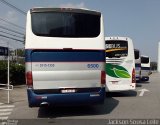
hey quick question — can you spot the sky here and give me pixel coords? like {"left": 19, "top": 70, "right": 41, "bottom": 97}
{"left": 0, "top": 0, "right": 160, "bottom": 62}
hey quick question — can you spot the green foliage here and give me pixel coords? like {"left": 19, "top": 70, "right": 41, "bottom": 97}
{"left": 0, "top": 61, "right": 7, "bottom": 84}
{"left": 0, "top": 61, "right": 25, "bottom": 85}
{"left": 16, "top": 49, "right": 25, "bottom": 57}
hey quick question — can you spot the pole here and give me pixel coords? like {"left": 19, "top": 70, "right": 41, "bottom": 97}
{"left": 7, "top": 42, "right": 10, "bottom": 104}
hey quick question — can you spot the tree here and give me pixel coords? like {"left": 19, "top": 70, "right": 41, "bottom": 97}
{"left": 150, "top": 62, "right": 157, "bottom": 70}
{"left": 16, "top": 49, "right": 25, "bottom": 57}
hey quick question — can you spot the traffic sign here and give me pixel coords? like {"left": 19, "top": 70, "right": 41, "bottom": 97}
{"left": 0, "top": 46, "right": 8, "bottom": 56}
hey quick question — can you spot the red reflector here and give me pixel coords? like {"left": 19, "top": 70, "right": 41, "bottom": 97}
{"left": 132, "top": 68, "right": 136, "bottom": 83}
{"left": 101, "top": 71, "right": 106, "bottom": 85}
{"left": 26, "top": 71, "right": 33, "bottom": 87}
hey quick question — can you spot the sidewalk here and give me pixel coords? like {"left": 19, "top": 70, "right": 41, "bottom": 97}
{"left": 0, "top": 85, "right": 27, "bottom": 104}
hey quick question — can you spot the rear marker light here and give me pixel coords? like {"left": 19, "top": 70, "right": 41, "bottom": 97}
{"left": 101, "top": 71, "right": 106, "bottom": 85}
{"left": 132, "top": 68, "right": 136, "bottom": 83}
{"left": 26, "top": 71, "right": 33, "bottom": 87}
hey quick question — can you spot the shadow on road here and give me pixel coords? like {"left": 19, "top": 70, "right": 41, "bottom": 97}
{"left": 139, "top": 81, "right": 150, "bottom": 84}
{"left": 106, "top": 90, "right": 137, "bottom": 97}
{"left": 136, "top": 80, "right": 151, "bottom": 87}
{"left": 136, "top": 84, "right": 142, "bottom": 87}
{"left": 38, "top": 97, "right": 119, "bottom": 118}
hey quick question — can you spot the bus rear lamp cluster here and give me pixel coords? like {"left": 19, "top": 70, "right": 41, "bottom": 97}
{"left": 26, "top": 71, "right": 33, "bottom": 87}
{"left": 132, "top": 68, "right": 136, "bottom": 83}
{"left": 101, "top": 71, "right": 106, "bottom": 85}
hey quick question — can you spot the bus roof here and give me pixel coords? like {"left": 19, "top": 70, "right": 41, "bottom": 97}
{"left": 141, "top": 55, "right": 149, "bottom": 58}
{"left": 30, "top": 7, "right": 101, "bottom": 16}
{"left": 134, "top": 49, "right": 140, "bottom": 52}
{"left": 105, "top": 36, "right": 132, "bottom": 43}
{"left": 105, "top": 36, "right": 132, "bottom": 41}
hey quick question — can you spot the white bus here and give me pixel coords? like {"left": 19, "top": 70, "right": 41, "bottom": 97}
{"left": 25, "top": 8, "right": 106, "bottom": 107}
{"left": 141, "top": 55, "right": 150, "bottom": 81}
{"left": 134, "top": 49, "right": 141, "bottom": 82}
{"left": 105, "top": 37, "right": 136, "bottom": 92}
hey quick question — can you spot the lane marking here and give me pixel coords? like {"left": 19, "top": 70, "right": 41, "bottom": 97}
{"left": 0, "top": 109, "right": 13, "bottom": 112}
{"left": 0, "top": 116, "right": 8, "bottom": 120}
{"left": 138, "top": 88, "right": 149, "bottom": 96}
{"left": 0, "top": 103, "right": 4, "bottom": 105}
{"left": 0, "top": 112, "right": 11, "bottom": 116}
{"left": 0, "top": 105, "right": 15, "bottom": 108}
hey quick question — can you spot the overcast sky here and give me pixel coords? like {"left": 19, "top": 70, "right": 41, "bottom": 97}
{"left": 0, "top": 0, "right": 160, "bottom": 62}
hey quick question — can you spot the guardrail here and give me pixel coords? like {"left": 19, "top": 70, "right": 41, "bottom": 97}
{"left": 0, "top": 83, "right": 13, "bottom": 90}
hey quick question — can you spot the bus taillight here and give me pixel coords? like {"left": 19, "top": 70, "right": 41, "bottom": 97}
{"left": 101, "top": 71, "right": 106, "bottom": 85}
{"left": 132, "top": 68, "right": 136, "bottom": 83}
{"left": 26, "top": 71, "right": 33, "bottom": 87}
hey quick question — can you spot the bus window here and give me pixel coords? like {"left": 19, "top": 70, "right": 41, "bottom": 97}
{"left": 106, "top": 40, "right": 128, "bottom": 58}
{"left": 134, "top": 50, "right": 140, "bottom": 59}
{"left": 31, "top": 12, "right": 100, "bottom": 37}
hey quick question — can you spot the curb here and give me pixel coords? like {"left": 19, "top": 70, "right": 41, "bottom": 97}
{"left": 13, "top": 85, "right": 26, "bottom": 88}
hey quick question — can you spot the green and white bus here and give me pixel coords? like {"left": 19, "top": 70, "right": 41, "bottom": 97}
{"left": 141, "top": 55, "right": 151, "bottom": 81}
{"left": 105, "top": 37, "right": 136, "bottom": 92}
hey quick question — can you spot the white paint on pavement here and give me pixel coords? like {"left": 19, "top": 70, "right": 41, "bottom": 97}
{"left": 0, "top": 105, "right": 15, "bottom": 108}
{"left": 0, "top": 112, "right": 11, "bottom": 116}
{"left": 0, "top": 103, "right": 4, "bottom": 105}
{"left": 138, "top": 88, "right": 149, "bottom": 96}
{"left": 0, "top": 109, "right": 13, "bottom": 112}
{"left": 0, "top": 116, "right": 8, "bottom": 120}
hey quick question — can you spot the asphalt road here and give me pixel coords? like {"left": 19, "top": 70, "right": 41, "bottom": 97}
{"left": 1, "top": 72, "right": 160, "bottom": 125}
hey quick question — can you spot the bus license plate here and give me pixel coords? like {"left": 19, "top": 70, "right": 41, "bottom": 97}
{"left": 111, "top": 81, "right": 118, "bottom": 84}
{"left": 61, "top": 89, "right": 76, "bottom": 93}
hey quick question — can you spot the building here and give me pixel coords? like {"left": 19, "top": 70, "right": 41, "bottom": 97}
{"left": 158, "top": 42, "right": 160, "bottom": 72}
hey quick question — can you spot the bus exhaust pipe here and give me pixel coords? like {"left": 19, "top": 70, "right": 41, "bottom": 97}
{"left": 40, "top": 102, "right": 49, "bottom": 107}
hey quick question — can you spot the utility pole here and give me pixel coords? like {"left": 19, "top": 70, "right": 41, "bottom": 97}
{"left": 7, "top": 42, "right": 10, "bottom": 104}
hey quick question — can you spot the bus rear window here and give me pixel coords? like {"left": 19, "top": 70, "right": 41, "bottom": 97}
{"left": 105, "top": 40, "right": 128, "bottom": 58}
{"left": 31, "top": 12, "right": 100, "bottom": 37}
{"left": 141, "top": 57, "right": 149, "bottom": 64}
{"left": 134, "top": 50, "right": 140, "bottom": 59}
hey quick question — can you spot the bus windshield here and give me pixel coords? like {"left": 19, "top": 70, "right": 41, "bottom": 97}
{"left": 106, "top": 40, "right": 128, "bottom": 58}
{"left": 31, "top": 12, "right": 100, "bottom": 37}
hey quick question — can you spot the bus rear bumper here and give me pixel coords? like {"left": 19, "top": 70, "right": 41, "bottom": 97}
{"left": 141, "top": 76, "right": 149, "bottom": 81}
{"left": 136, "top": 76, "right": 141, "bottom": 82}
{"left": 27, "top": 88, "right": 105, "bottom": 107}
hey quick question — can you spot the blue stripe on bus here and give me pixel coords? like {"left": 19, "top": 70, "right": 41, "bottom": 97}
{"left": 25, "top": 49, "right": 105, "bottom": 62}
{"left": 141, "top": 67, "right": 150, "bottom": 70}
